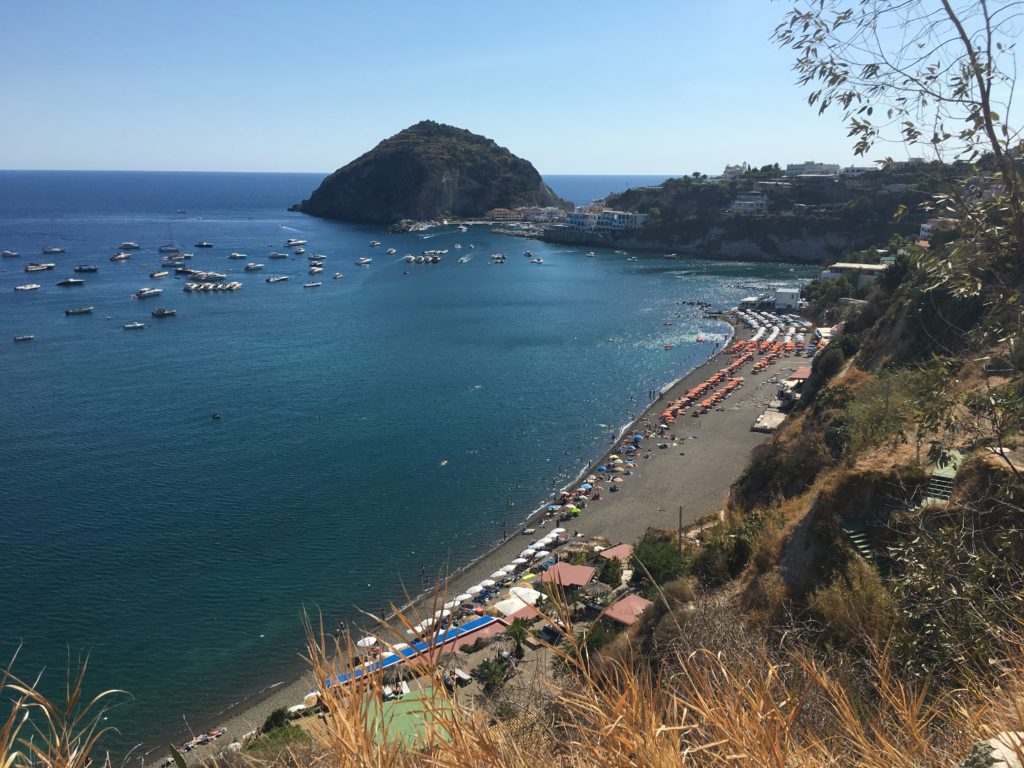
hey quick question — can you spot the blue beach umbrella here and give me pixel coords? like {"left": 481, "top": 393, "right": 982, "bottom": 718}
{"left": 596, "top": 465, "right": 607, "bottom": 472}
{"left": 547, "top": 504, "right": 560, "bottom": 511}
{"left": 626, "top": 445, "right": 637, "bottom": 453}
{"left": 580, "top": 483, "right": 593, "bottom": 491}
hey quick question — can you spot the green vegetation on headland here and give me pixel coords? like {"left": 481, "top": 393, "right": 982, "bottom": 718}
{"left": 291, "top": 121, "right": 570, "bottom": 224}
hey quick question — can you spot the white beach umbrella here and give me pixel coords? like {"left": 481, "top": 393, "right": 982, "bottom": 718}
{"left": 480, "top": 579, "right": 496, "bottom": 588}
{"left": 443, "top": 600, "right": 458, "bottom": 610}
{"left": 586, "top": 474, "right": 597, "bottom": 482}
{"left": 455, "top": 593, "right": 472, "bottom": 602}
{"left": 520, "top": 548, "right": 536, "bottom": 558}
{"left": 407, "top": 625, "right": 423, "bottom": 637}
{"left": 436, "top": 609, "right": 452, "bottom": 619}
{"left": 499, "top": 565, "right": 517, "bottom": 574}
{"left": 552, "top": 528, "right": 566, "bottom": 534}
{"left": 511, "top": 557, "right": 528, "bottom": 565}
{"left": 355, "top": 636, "right": 377, "bottom": 649}
{"left": 533, "top": 550, "right": 551, "bottom": 560}
{"left": 392, "top": 642, "right": 410, "bottom": 652}
{"left": 466, "top": 585, "right": 484, "bottom": 596}
{"left": 421, "top": 617, "right": 435, "bottom": 628}
{"left": 490, "top": 570, "right": 507, "bottom": 580}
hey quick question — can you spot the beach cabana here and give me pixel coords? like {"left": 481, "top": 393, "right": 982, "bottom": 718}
{"left": 602, "top": 594, "right": 654, "bottom": 626}
{"left": 541, "top": 562, "right": 596, "bottom": 588}
{"left": 599, "top": 544, "right": 634, "bottom": 563}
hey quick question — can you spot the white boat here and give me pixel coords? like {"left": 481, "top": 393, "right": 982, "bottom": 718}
{"left": 627, "top": 256, "right": 638, "bottom": 262}
{"left": 284, "top": 238, "right": 306, "bottom": 247}
{"left": 268, "top": 252, "right": 288, "bottom": 259}
{"left": 266, "top": 275, "right": 289, "bottom": 283}
{"left": 42, "top": 246, "right": 65, "bottom": 254}
{"left": 355, "top": 257, "right": 372, "bottom": 266}
{"left": 133, "top": 287, "right": 162, "bottom": 300}
{"left": 530, "top": 258, "right": 543, "bottom": 265}
{"left": 111, "top": 252, "right": 131, "bottom": 262}
{"left": 123, "top": 322, "right": 145, "bottom": 330}
{"left": 386, "top": 247, "right": 397, "bottom": 255}
{"left": 26, "top": 263, "right": 55, "bottom": 272}
{"left": 14, "top": 284, "right": 41, "bottom": 291}
{"left": 150, "top": 271, "right": 169, "bottom": 278}
{"left": 309, "top": 266, "right": 323, "bottom": 274}
{"left": 458, "top": 255, "right": 470, "bottom": 263}
{"left": 293, "top": 247, "right": 305, "bottom": 254}
{"left": 244, "top": 263, "right": 264, "bottom": 272}
{"left": 369, "top": 240, "right": 381, "bottom": 247}
{"left": 194, "top": 241, "right": 214, "bottom": 248}
{"left": 119, "top": 241, "right": 140, "bottom": 250}
{"left": 457, "top": 225, "right": 468, "bottom": 232}
{"left": 333, "top": 272, "right": 343, "bottom": 279}
{"left": 227, "top": 252, "right": 247, "bottom": 260}
{"left": 13, "top": 335, "right": 34, "bottom": 342}
{"left": 586, "top": 251, "right": 596, "bottom": 258}
{"left": 3, "top": 250, "right": 20, "bottom": 257}
{"left": 403, "top": 254, "right": 415, "bottom": 263}
{"left": 303, "top": 281, "right": 322, "bottom": 288}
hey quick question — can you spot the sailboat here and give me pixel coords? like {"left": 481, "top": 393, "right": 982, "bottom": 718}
{"left": 158, "top": 225, "right": 179, "bottom": 253}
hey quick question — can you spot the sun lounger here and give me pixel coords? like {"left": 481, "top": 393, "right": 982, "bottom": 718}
{"left": 452, "top": 668, "right": 473, "bottom": 686}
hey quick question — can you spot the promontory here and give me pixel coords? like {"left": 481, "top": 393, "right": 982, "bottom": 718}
{"left": 290, "top": 121, "right": 570, "bottom": 224}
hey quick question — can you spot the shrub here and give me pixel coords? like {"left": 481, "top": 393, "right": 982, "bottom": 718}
{"left": 808, "top": 558, "right": 896, "bottom": 648}
{"left": 262, "top": 706, "right": 290, "bottom": 733}
{"left": 631, "top": 528, "right": 689, "bottom": 585}
{"left": 597, "top": 556, "right": 623, "bottom": 586}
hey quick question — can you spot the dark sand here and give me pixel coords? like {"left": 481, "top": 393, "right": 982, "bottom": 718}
{"left": 176, "top": 320, "right": 805, "bottom": 761}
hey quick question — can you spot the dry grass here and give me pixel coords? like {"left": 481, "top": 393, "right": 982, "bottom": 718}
{"left": 6, "top": 601, "right": 1024, "bottom": 768}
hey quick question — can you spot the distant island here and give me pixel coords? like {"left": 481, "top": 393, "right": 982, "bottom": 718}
{"left": 291, "top": 121, "right": 570, "bottom": 224}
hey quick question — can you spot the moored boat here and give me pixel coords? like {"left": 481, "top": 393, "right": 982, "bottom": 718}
{"left": 14, "top": 335, "right": 34, "bottom": 342}
{"left": 194, "top": 241, "right": 214, "bottom": 248}
{"left": 355, "top": 257, "right": 372, "bottom": 266}
{"left": 56, "top": 278, "right": 85, "bottom": 286}
{"left": 2, "top": 250, "right": 19, "bottom": 258}
{"left": 266, "top": 275, "right": 289, "bottom": 283}
{"left": 369, "top": 240, "right": 381, "bottom": 247}
{"left": 244, "top": 263, "right": 264, "bottom": 272}
{"left": 386, "top": 247, "right": 397, "bottom": 255}
{"left": 268, "top": 252, "right": 288, "bottom": 259}
{"left": 26, "top": 263, "right": 55, "bottom": 272}
{"left": 110, "top": 252, "right": 131, "bottom": 262}
{"left": 133, "top": 287, "right": 162, "bottom": 300}
{"left": 152, "top": 308, "right": 177, "bottom": 318}
{"left": 42, "top": 246, "right": 64, "bottom": 254}
{"left": 227, "top": 252, "right": 247, "bottom": 260}
{"left": 15, "top": 284, "right": 41, "bottom": 291}
{"left": 118, "top": 241, "right": 140, "bottom": 250}
{"left": 65, "top": 306, "right": 94, "bottom": 315}
{"left": 75, "top": 265, "right": 99, "bottom": 273}
{"left": 150, "top": 270, "right": 169, "bottom": 278}
{"left": 123, "top": 322, "right": 145, "bottom": 330}
{"left": 303, "top": 281, "right": 322, "bottom": 288}
{"left": 284, "top": 238, "right": 306, "bottom": 247}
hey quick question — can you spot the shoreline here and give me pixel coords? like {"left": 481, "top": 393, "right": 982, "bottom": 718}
{"left": 167, "top": 313, "right": 803, "bottom": 764}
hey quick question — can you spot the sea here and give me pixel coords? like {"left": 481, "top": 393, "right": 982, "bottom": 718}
{"left": 0, "top": 171, "right": 816, "bottom": 757}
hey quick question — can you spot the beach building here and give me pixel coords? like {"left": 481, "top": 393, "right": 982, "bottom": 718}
{"left": 486, "top": 208, "right": 521, "bottom": 221}
{"left": 773, "top": 287, "right": 801, "bottom": 311}
{"left": 820, "top": 261, "right": 889, "bottom": 287}
{"left": 598, "top": 543, "right": 634, "bottom": 563}
{"left": 730, "top": 192, "right": 768, "bottom": 214}
{"left": 540, "top": 562, "right": 595, "bottom": 588}
{"left": 602, "top": 594, "right": 654, "bottom": 627}
{"left": 919, "top": 216, "right": 959, "bottom": 242}
{"left": 563, "top": 209, "right": 648, "bottom": 233}
{"left": 841, "top": 165, "right": 878, "bottom": 176}
{"left": 785, "top": 161, "right": 841, "bottom": 177}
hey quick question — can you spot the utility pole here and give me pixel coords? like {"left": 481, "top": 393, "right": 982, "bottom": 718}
{"left": 678, "top": 505, "right": 683, "bottom": 555}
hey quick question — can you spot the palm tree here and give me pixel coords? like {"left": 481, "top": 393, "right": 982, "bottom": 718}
{"left": 505, "top": 618, "right": 529, "bottom": 660}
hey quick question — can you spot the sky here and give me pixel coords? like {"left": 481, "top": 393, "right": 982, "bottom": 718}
{"left": 0, "top": 1, "right": 879, "bottom": 175}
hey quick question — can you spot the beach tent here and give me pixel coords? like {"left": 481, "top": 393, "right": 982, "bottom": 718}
{"left": 509, "top": 586, "right": 543, "bottom": 606}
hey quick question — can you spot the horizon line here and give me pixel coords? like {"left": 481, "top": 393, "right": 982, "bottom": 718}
{"left": 0, "top": 168, "right": 686, "bottom": 177}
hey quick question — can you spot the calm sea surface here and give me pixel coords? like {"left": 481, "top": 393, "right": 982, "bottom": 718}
{"left": 0, "top": 171, "right": 814, "bottom": 755}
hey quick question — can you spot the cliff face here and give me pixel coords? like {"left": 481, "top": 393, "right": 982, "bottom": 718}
{"left": 293, "top": 121, "right": 569, "bottom": 224}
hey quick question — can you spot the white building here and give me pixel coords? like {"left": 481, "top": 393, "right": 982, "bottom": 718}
{"left": 774, "top": 288, "right": 801, "bottom": 310}
{"left": 722, "top": 162, "right": 749, "bottom": 180}
{"left": 785, "top": 161, "right": 841, "bottom": 177}
{"left": 820, "top": 262, "right": 889, "bottom": 287}
{"left": 564, "top": 209, "right": 648, "bottom": 232}
{"left": 730, "top": 192, "right": 767, "bottom": 213}
{"left": 919, "top": 217, "right": 959, "bottom": 241}
{"left": 841, "top": 165, "right": 878, "bottom": 176}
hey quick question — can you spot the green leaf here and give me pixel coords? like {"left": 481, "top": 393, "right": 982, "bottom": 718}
{"left": 169, "top": 745, "right": 188, "bottom": 768}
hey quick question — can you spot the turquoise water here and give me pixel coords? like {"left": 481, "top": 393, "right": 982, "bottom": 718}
{"left": 0, "top": 171, "right": 813, "bottom": 755}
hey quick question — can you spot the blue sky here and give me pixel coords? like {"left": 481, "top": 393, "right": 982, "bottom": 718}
{"left": 0, "top": 1, "right": 877, "bottom": 174}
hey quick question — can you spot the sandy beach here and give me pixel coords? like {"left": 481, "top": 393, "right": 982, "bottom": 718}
{"left": 174, "top": 317, "right": 805, "bottom": 762}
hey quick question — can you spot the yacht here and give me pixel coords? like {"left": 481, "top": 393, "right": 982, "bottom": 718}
{"left": 309, "top": 266, "right": 323, "bottom": 274}
{"left": 65, "top": 306, "right": 94, "bottom": 316}
{"left": 56, "top": 278, "right": 85, "bottom": 286}
{"left": 586, "top": 251, "right": 596, "bottom": 258}
{"left": 307, "top": 254, "right": 326, "bottom": 261}
{"left": 268, "top": 252, "right": 288, "bottom": 259}
{"left": 369, "top": 240, "right": 381, "bottom": 247}
{"left": 266, "top": 275, "right": 289, "bottom": 283}
{"left": 227, "top": 252, "right": 247, "bottom": 260}
{"left": 133, "top": 287, "right": 163, "bottom": 300}
{"left": 2, "top": 250, "right": 19, "bottom": 258}
{"left": 150, "top": 271, "right": 169, "bottom": 278}
{"left": 158, "top": 244, "right": 180, "bottom": 254}
{"left": 244, "top": 263, "right": 264, "bottom": 272}
{"left": 293, "top": 247, "right": 305, "bottom": 255}
{"left": 333, "top": 272, "right": 343, "bottom": 279}
{"left": 355, "top": 257, "right": 372, "bottom": 266}
{"left": 529, "top": 258, "right": 544, "bottom": 265}
{"left": 75, "top": 265, "right": 99, "bottom": 273}
{"left": 26, "top": 263, "right": 55, "bottom": 272}
{"left": 123, "top": 322, "right": 145, "bottom": 330}
{"left": 110, "top": 252, "right": 131, "bottom": 262}
{"left": 284, "top": 238, "right": 306, "bottom": 247}
{"left": 42, "top": 246, "right": 65, "bottom": 254}
{"left": 194, "top": 241, "right": 214, "bottom": 248}
{"left": 303, "top": 281, "right": 322, "bottom": 288}
{"left": 119, "top": 241, "right": 140, "bottom": 250}
{"left": 152, "top": 308, "right": 177, "bottom": 318}
{"left": 403, "top": 254, "right": 415, "bottom": 263}
{"left": 14, "top": 335, "right": 34, "bottom": 342}
{"left": 386, "top": 248, "right": 397, "bottom": 255}
{"left": 14, "top": 284, "right": 41, "bottom": 291}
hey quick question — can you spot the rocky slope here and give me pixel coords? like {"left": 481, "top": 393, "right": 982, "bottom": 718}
{"left": 292, "top": 121, "right": 569, "bottom": 224}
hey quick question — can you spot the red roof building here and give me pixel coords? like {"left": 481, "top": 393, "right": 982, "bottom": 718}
{"left": 540, "top": 562, "right": 596, "bottom": 588}
{"left": 598, "top": 544, "right": 634, "bottom": 563}
{"left": 602, "top": 594, "right": 654, "bottom": 626}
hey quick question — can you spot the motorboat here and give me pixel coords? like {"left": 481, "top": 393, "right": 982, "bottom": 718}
{"left": 244, "top": 263, "right": 264, "bottom": 272}
{"left": 403, "top": 254, "right": 415, "bottom": 263}
{"left": 2, "top": 250, "right": 19, "bottom": 257}
{"left": 26, "top": 263, "right": 55, "bottom": 272}
{"left": 333, "top": 272, "right": 343, "bottom": 279}
{"left": 458, "top": 255, "right": 470, "bottom": 263}
{"left": 529, "top": 258, "right": 543, "bottom": 265}
{"left": 355, "top": 257, "right": 372, "bottom": 266}
{"left": 307, "top": 253, "right": 326, "bottom": 261}
{"left": 268, "top": 252, "right": 288, "bottom": 259}
{"left": 158, "top": 245, "right": 179, "bottom": 254}
{"left": 194, "top": 241, "right": 214, "bottom": 248}
{"left": 123, "top": 322, "right": 145, "bottom": 330}
{"left": 14, "top": 284, "right": 41, "bottom": 291}
{"left": 293, "top": 247, "right": 305, "bottom": 254}
{"left": 663, "top": 253, "right": 679, "bottom": 260}
{"left": 586, "top": 251, "right": 596, "bottom": 258}
{"left": 386, "top": 247, "right": 397, "bottom": 255}
{"left": 56, "top": 278, "right": 85, "bottom": 286}
{"left": 266, "top": 275, "right": 289, "bottom": 283}
{"left": 309, "top": 266, "right": 323, "bottom": 274}
{"left": 110, "top": 252, "right": 131, "bottom": 262}
{"left": 227, "top": 252, "right": 247, "bottom": 260}
{"left": 524, "top": 250, "right": 533, "bottom": 257}
{"left": 65, "top": 306, "right": 94, "bottom": 315}
{"left": 627, "top": 256, "right": 638, "bottom": 262}
{"left": 303, "top": 281, "right": 322, "bottom": 288}
{"left": 284, "top": 238, "right": 306, "bottom": 247}
{"left": 490, "top": 253, "right": 506, "bottom": 263}
{"left": 13, "top": 335, "right": 34, "bottom": 342}
{"left": 152, "top": 308, "right": 177, "bottom": 318}
{"left": 42, "top": 246, "right": 64, "bottom": 254}
{"left": 119, "top": 241, "right": 140, "bottom": 250}
{"left": 150, "top": 271, "right": 169, "bottom": 278}
{"left": 75, "top": 265, "right": 99, "bottom": 273}
{"left": 133, "top": 287, "right": 162, "bottom": 300}
{"left": 369, "top": 240, "right": 381, "bottom": 247}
